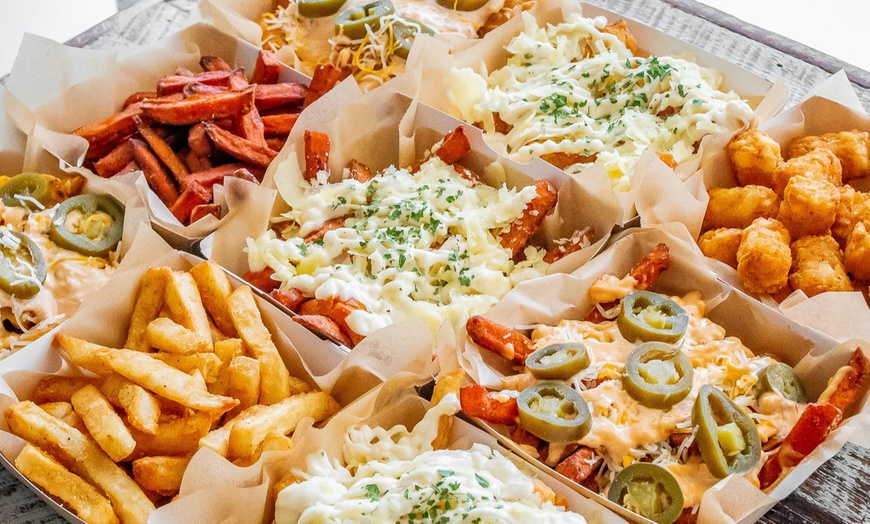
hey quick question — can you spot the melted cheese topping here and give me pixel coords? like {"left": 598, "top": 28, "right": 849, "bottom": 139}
{"left": 0, "top": 203, "right": 116, "bottom": 358}
{"left": 246, "top": 155, "right": 548, "bottom": 335}
{"left": 528, "top": 290, "right": 803, "bottom": 509}
{"left": 447, "top": 13, "right": 753, "bottom": 191}
{"left": 275, "top": 394, "right": 587, "bottom": 523}
{"left": 262, "top": 0, "right": 505, "bottom": 90}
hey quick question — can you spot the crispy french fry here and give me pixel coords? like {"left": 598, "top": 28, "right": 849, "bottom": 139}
{"left": 252, "top": 50, "right": 281, "bottom": 84}
{"left": 293, "top": 314, "right": 353, "bottom": 347}
{"left": 5, "top": 401, "right": 155, "bottom": 524}
{"left": 465, "top": 315, "right": 532, "bottom": 364}
{"left": 199, "top": 404, "right": 268, "bottom": 457}
{"left": 190, "top": 260, "right": 237, "bottom": 336}
{"left": 94, "top": 139, "right": 135, "bottom": 178}
{"left": 101, "top": 375, "right": 161, "bottom": 435}
{"left": 156, "top": 70, "right": 232, "bottom": 95}
{"left": 204, "top": 123, "right": 277, "bottom": 169}
{"left": 431, "top": 369, "right": 465, "bottom": 450}
{"left": 73, "top": 103, "right": 142, "bottom": 161}
{"left": 262, "top": 113, "right": 298, "bottom": 137}
{"left": 31, "top": 375, "right": 100, "bottom": 404}
{"left": 304, "top": 130, "right": 330, "bottom": 182}
{"left": 227, "top": 391, "right": 339, "bottom": 461}
{"left": 210, "top": 338, "right": 245, "bottom": 396}
{"left": 500, "top": 179, "right": 558, "bottom": 259}
{"left": 255, "top": 83, "right": 308, "bottom": 111}
{"left": 56, "top": 334, "right": 115, "bottom": 375}
{"left": 127, "top": 411, "right": 213, "bottom": 460}
{"left": 164, "top": 271, "right": 213, "bottom": 349}
{"left": 38, "top": 401, "right": 86, "bottom": 432}
{"left": 228, "top": 285, "right": 292, "bottom": 404}
{"left": 228, "top": 355, "right": 261, "bottom": 417}
{"left": 130, "top": 138, "right": 180, "bottom": 206}
{"left": 303, "top": 65, "right": 342, "bottom": 108}
{"left": 134, "top": 116, "right": 189, "bottom": 184}
{"left": 199, "top": 55, "right": 232, "bottom": 72}
{"left": 125, "top": 267, "right": 171, "bottom": 351}
{"left": 16, "top": 444, "right": 119, "bottom": 524}
{"left": 146, "top": 317, "right": 212, "bottom": 354}
{"left": 258, "top": 432, "right": 295, "bottom": 454}
{"left": 149, "top": 352, "right": 223, "bottom": 384}
{"left": 132, "top": 456, "right": 191, "bottom": 496}
{"left": 71, "top": 385, "right": 137, "bottom": 462}
{"left": 142, "top": 87, "right": 255, "bottom": 125}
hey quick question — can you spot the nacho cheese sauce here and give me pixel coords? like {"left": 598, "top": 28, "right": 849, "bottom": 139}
{"left": 262, "top": 0, "right": 505, "bottom": 89}
{"left": 275, "top": 394, "right": 587, "bottom": 524}
{"left": 447, "top": 13, "right": 753, "bottom": 191}
{"left": 0, "top": 203, "right": 115, "bottom": 358}
{"left": 247, "top": 154, "right": 548, "bottom": 335}
{"left": 519, "top": 283, "right": 803, "bottom": 510}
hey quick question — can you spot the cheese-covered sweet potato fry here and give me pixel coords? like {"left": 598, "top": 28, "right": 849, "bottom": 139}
{"left": 459, "top": 385, "right": 518, "bottom": 425}
{"left": 466, "top": 315, "right": 532, "bottom": 364}
{"left": 789, "top": 235, "right": 852, "bottom": 297}
{"left": 304, "top": 130, "right": 330, "bottom": 182}
{"left": 788, "top": 130, "right": 870, "bottom": 181}
{"left": 728, "top": 129, "right": 782, "bottom": 189}
{"left": 737, "top": 218, "right": 791, "bottom": 294}
{"left": 703, "top": 185, "right": 779, "bottom": 230}
{"left": 500, "top": 180, "right": 558, "bottom": 259}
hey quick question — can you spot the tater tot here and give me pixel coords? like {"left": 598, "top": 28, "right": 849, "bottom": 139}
{"left": 703, "top": 185, "right": 779, "bottom": 230}
{"left": 845, "top": 221, "right": 870, "bottom": 281}
{"left": 728, "top": 129, "right": 782, "bottom": 188}
{"left": 698, "top": 228, "right": 742, "bottom": 268}
{"left": 831, "top": 186, "right": 863, "bottom": 247}
{"left": 789, "top": 235, "right": 852, "bottom": 297}
{"left": 776, "top": 175, "right": 839, "bottom": 239}
{"left": 737, "top": 218, "right": 792, "bottom": 294}
{"left": 788, "top": 130, "right": 870, "bottom": 181}
{"left": 773, "top": 148, "right": 842, "bottom": 195}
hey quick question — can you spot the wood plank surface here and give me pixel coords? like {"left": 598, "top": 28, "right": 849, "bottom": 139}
{"left": 1, "top": 0, "right": 868, "bottom": 523}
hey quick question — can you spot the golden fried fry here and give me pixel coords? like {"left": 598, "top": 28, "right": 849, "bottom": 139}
{"left": 788, "top": 130, "right": 870, "bottom": 181}
{"left": 38, "top": 401, "right": 86, "bottom": 432}
{"left": 728, "top": 129, "right": 782, "bottom": 188}
{"left": 164, "top": 271, "right": 213, "bottom": 351}
{"left": 71, "top": 385, "right": 137, "bottom": 462}
{"left": 257, "top": 432, "right": 295, "bottom": 454}
{"left": 789, "top": 236, "right": 852, "bottom": 297}
{"left": 698, "top": 227, "right": 742, "bottom": 268}
{"left": 189, "top": 260, "right": 237, "bottom": 336}
{"left": 431, "top": 369, "right": 465, "bottom": 450}
{"left": 31, "top": 375, "right": 100, "bottom": 404}
{"left": 126, "top": 267, "right": 171, "bottom": 351}
{"left": 228, "top": 355, "right": 261, "bottom": 416}
{"left": 101, "top": 375, "right": 161, "bottom": 435}
{"left": 210, "top": 338, "right": 245, "bottom": 396}
{"left": 146, "top": 317, "right": 212, "bottom": 354}
{"left": 198, "top": 404, "right": 268, "bottom": 457}
{"left": 132, "top": 456, "right": 191, "bottom": 496}
{"left": 127, "top": 412, "right": 213, "bottom": 460}
{"left": 703, "top": 185, "right": 779, "bottom": 230}
{"left": 774, "top": 148, "right": 842, "bottom": 195}
{"left": 777, "top": 175, "right": 840, "bottom": 239}
{"left": 500, "top": 180, "right": 558, "bottom": 259}
{"left": 149, "top": 352, "right": 222, "bottom": 384}
{"left": 845, "top": 221, "right": 870, "bottom": 281}
{"left": 56, "top": 335, "right": 114, "bottom": 375}
{"left": 737, "top": 218, "right": 792, "bottom": 294}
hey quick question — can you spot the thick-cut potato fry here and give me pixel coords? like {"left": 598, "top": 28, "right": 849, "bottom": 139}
{"left": 142, "top": 87, "right": 255, "bottom": 126}
{"left": 432, "top": 369, "right": 464, "bottom": 450}
{"left": 127, "top": 412, "right": 213, "bottom": 459}
{"left": 148, "top": 352, "right": 222, "bottom": 385}
{"left": 252, "top": 50, "right": 281, "bottom": 84}
{"left": 304, "top": 65, "right": 342, "bottom": 108}
{"left": 190, "top": 260, "right": 238, "bottom": 336}
{"left": 777, "top": 175, "right": 840, "bottom": 239}
{"left": 210, "top": 338, "right": 245, "bottom": 396}
{"left": 71, "top": 385, "right": 137, "bottom": 462}
{"left": 39, "top": 401, "right": 86, "bottom": 432}
{"left": 5, "top": 401, "right": 155, "bottom": 524}
{"left": 228, "top": 355, "right": 261, "bottom": 416}
{"left": 788, "top": 130, "right": 870, "bottom": 181}
{"left": 199, "top": 55, "right": 232, "bottom": 72}
{"left": 16, "top": 444, "right": 119, "bottom": 524}
{"left": 703, "top": 185, "right": 780, "bottom": 230}
{"left": 94, "top": 140, "right": 135, "bottom": 178}
{"left": 258, "top": 432, "right": 295, "bottom": 454}
{"left": 93, "top": 346, "right": 237, "bottom": 413}
{"left": 73, "top": 102, "right": 142, "bottom": 161}
{"left": 500, "top": 180, "right": 558, "bottom": 258}
{"left": 228, "top": 285, "right": 292, "bottom": 404}
{"left": 199, "top": 404, "right": 268, "bottom": 457}
{"left": 227, "top": 391, "right": 339, "bottom": 461}
{"left": 132, "top": 456, "right": 191, "bottom": 496}
{"left": 789, "top": 236, "right": 852, "bottom": 296}
{"left": 126, "top": 267, "right": 171, "bottom": 351}
{"left": 544, "top": 227, "right": 593, "bottom": 263}
{"left": 303, "top": 130, "right": 330, "bottom": 182}
{"left": 164, "top": 271, "right": 213, "bottom": 349}
{"left": 204, "top": 123, "right": 277, "bottom": 169}
{"left": 130, "top": 137, "right": 180, "bottom": 205}
{"left": 293, "top": 314, "right": 353, "bottom": 347}
{"left": 31, "top": 375, "right": 100, "bottom": 404}
{"left": 698, "top": 228, "right": 742, "bottom": 268}
{"left": 156, "top": 70, "right": 232, "bottom": 95}
{"left": 134, "top": 116, "right": 189, "bottom": 184}
{"left": 101, "top": 375, "right": 161, "bottom": 435}
{"left": 737, "top": 218, "right": 792, "bottom": 294}
{"left": 466, "top": 315, "right": 532, "bottom": 364}
{"left": 459, "top": 385, "right": 519, "bottom": 425}
{"left": 262, "top": 113, "right": 299, "bottom": 138}
{"left": 146, "top": 317, "right": 212, "bottom": 354}
{"left": 728, "top": 129, "right": 782, "bottom": 188}
{"left": 56, "top": 335, "right": 114, "bottom": 375}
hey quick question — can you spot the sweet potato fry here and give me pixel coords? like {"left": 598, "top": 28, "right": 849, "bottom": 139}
{"left": 629, "top": 242, "right": 671, "bottom": 290}
{"left": 256, "top": 83, "right": 308, "bottom": 111}
{"left": 252, "top": 50, "right": 280, "bottom": 84}
{"left": 204, "top": 123, "right": 277, "bottom": 169}
{"left": 434, "top": 127, "right": 472, "bottom": 165}
{"left": 304, "top": 65, "right": 344, "bottom": 107}
{"left": 269, "top": 288, "right": 307, "bottom": 312}
{"left": 124, "top": 91, "right": 157, "bottom": 108}
{"left": 555, "top": 446, "right": 601, "bottom": 484}
{"left": 134, "top": 116, "right": 189, "bottom": 183}
{"left": 73, "top": 103, "right": 142, "bottom": 160}
{"left": 262, "top": 113, "right": 299, "bottom": 137}
{"left": 345, "top": 159, "right": 374, "bottom": 182}
{"left": 540, "top": 152, "right": 596, "bottom": 170}
{"left": 156, "top": 70, "right": 233, "bottom": 95}
{"left": 187, "top": 122, "right": 212, "bottom": 157}
{"left": 544, "top": 227, "right": 594, "bottom": 263}
{"left": 225, "top": 70, "right": 268, "bottom": 148}
{"left": 184, "top": 149, "right": 212, "bottom": 173}
{"left": 500, "top": 180, "right": 558, "bottom": 258}
{"left": 199, "top": 55, "right": 232, "bottom": 72}
{"left": 182, "top": 82, "right": 228, "bottom": 97}
{"left": 304, "top": 130, "right": 330, "bottom": 182}
{"left": 466, "top": 315, "right": 533, "bottom": 364}
{"left": 266, "top": 136, "right": 288, "bottom": 152}
{"left": 459, "top": 385, "right": 519, "bottom": 425}
{"left": 130, "top": 138, "right": 179, "bottom": 205}
{"left": 117, "top": 160, "right": 141, "bottom": 176}
{"left": 176, "top": 67, "right": 195, "bottom": 77}
{"left": 94, "top": 139, "right": 135, "bottom": 178}
{"left": 303, "top": 218, "right": 344, "bottom": 242}
{"left": 298, "top": 297, "right": 366, "bottom": 346}
{"left": 818, "top": 348, "right": 870, "bottom": 413}
{"left": 170, "top": 181, "right": 211, "bottom": 224}
{"left": 185, "top": 163, "right": 259, "bottom": 191}
{"left": 293, "top": 315, "right": 353, "bottom": 347}
{"left": 243, "top": 267, "right": 278, "bottom": 293}
{"left": 142, "top": 87, "right": 255, "bottom": 126}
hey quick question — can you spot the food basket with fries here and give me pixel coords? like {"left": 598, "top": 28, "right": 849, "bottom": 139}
{"left": 448, "top": 224, "right": 870, "bottom": 524}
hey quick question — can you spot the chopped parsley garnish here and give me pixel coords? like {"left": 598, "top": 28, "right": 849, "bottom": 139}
{"left": 364, "top": 484, "right": 381, "bottom": 501}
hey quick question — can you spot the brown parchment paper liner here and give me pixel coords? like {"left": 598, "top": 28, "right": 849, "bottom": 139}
{"left": 387, "top": 0, "right": 785, "bottom": 224}
{"left": 0, "top": 224, "right": 439, "bottom": 524}
{"left": 682, "top": 71, "right": 870, "bottom": 343}
{"left": 449, "top": 225, "right": 870, "bottom": 524}
{"left": 157, "top": 371, "right": 630, "bottom": 524}
{"left": 2, "top": 23, "right": 310, "bottom": 248}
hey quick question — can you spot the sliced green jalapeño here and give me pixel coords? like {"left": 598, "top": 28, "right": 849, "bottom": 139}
{"left": 391, "top": 19, "right": 434, "bottom": 59}
{"left": 692, "top": 385, "right": 761, "bottom": 478}
{"left": 517, "top": 382, "right": 591, "bottom": 443}
{"left": 436, "top": 0, "right": 490, "bottom": 12}
{"left": 755, "top": 362, "right": 807, "bottom": 403}
{"left": 623, "top": 342, "right": 693, "bottom": 410}
{"left": 0, "top": 229, "right": 47, "bottom": 299}
{"left": 0, "top": 172, "right": 54, "bottom": 209}
{"left": 618, "top": 290, "right": 688, "bottom": 344}
{"left": 335, "top": 0, "right": 395, "bottom": 40}
{"left": 526, "top": 342, "right": 591, "bottom": 380}
{"left": 607, "top": 463, "right": 684, "bottom": 524}
{"left": 297, "top": 0, "right": 348, "bottom": 18}
{"left": 50, "top": 194, "right": 124, "bottom": 258}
